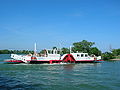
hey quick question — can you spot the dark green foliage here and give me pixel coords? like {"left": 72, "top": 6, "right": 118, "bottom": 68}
{"left": 72, "top": 40, "right": 95, "bottom": 53}
{"left": 61, "top": 47, "right": 70, "bottom": 54}
{"left": 39, "top": 49, "right": 45, "bottom": 54}
{"left": 60, "top": 40, "right": 101, "bottom": 56}
{"left": 0, "top": 50, "right": 10, "bottom": 54}
{"left": 112, "top": 49, "right": 120, "bottom": 56}
{"left": 72, "top": 40, "right": 101, "bottom": 56}
{"left": 89, "top": 47, "right": 101, "bottom": 56}
{"left": 102, "top": 52, "right": 115, "bottom": 60}
{"left": 0, "top": 50, "right": 34, "bottom": 54}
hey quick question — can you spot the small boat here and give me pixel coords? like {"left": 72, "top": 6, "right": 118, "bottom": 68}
{"left": 4, "top": 59, "right": 24, "bottom": 64}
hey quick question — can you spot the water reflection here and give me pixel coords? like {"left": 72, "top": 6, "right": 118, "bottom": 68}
{"left": 63, "top": 64, "right": 75, "bottom": 71}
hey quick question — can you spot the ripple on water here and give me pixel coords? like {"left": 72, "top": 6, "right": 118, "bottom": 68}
{"left": 0, "top": 56, "right": 120, "bottom": 90}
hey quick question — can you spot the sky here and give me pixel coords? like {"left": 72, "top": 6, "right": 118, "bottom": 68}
{"left": 0, "top": 0, "right": 120, "bottom": 52}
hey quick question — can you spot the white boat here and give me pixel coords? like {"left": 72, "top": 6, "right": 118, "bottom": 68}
{"left": 10, "top": 52, "right": 102, "bottom": 64}
{"left": 9, "top": 43, "right": 102, "bottom": 64}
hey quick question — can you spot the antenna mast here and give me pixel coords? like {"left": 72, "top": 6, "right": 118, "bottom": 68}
{"left": 34, "top": 43, "right": 37, "bottom": 55}
{"left": 70, "top": 46, "right": 72, "bottom": 54}
{"left": 109, "top": 44, "right": 112, "bottom": 52}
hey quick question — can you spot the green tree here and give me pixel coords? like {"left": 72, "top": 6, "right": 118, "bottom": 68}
{"left": 112, "top": 49, "right": 120, "bottom": 56}
{"left": 72, "top": 40, "right": 95, "bottom": 53}
{"left": 61, "top": 47, "right": 70, "bottom": 54}
{"left": 102, "top": 52, "right": 114, "bottom": 60}
{"left": 89, "top": 47, "right": 101, "bottom": 56}
{"left": 0, "top": 50, "right": 10, "bottom": 54}
{"left": 29, "top": 50, "right": 34, "bottom": 54}
{"left": 39, "top": 49, "right": 46, "bottom": 54}
{"left": 0, "top": 49, "right": 34, "bottom": 54}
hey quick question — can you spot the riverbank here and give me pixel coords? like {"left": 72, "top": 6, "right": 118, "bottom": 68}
{"left": 110, "top": 59, "right": 120, "bottom": 60}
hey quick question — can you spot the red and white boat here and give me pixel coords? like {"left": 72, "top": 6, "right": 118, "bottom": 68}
{"left": 10, "top": 51, "right": 102, "bottom": 64}
{"left": 7, "top": 43, "right": 103, "bottom": 64}
{"left": 10, "top": 52, "right": 102, "bottom": 64}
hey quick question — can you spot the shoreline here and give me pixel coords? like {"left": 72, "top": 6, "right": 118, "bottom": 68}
{"left": 110, "top": 59, "right": 120, "bottom": 60}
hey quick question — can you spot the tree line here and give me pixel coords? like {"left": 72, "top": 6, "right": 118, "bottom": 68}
{"left": 0, "top": 50, "right": 34, "bottom": 54}
{"left": 0, "top": 40, "right": 120, "bottom": 60}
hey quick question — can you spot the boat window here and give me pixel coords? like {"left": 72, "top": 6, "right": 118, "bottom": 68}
{"left": 85, "top": 54, "right": 88, "bottom": 57}
{"left": 77, "top": 54, "right": 80, "bottom": 57}
{"left": 81, "top": 54, "right": 84, "bottom": 57}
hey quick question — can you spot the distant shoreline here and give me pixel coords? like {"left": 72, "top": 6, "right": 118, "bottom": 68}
{"left": 110, "top": 59, "right": 120, "bottom": 60}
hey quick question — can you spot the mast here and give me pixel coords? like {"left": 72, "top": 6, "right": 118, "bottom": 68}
{"left": 109, "top": 44, "right": 112, "bottom": 53}
{"left": 70, "top": 46, "right": 72, "bottom": 54}
{"left": 34, "top": 43, "right": 37, "bottom": 56}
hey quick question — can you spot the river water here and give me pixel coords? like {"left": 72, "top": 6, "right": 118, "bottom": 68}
{"left": 0, "top": 54, "right": 120, "bottom": 90}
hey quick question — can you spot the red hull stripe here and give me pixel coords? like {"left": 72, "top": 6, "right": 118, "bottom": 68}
{"left": 26, "top": 60, "right": 103, "bottom": 62}
{"left": 26, "top": 60, "right": 63, "bottom": 61}
{"left": 5, "top": 60, "right": 23, "bottom": 63}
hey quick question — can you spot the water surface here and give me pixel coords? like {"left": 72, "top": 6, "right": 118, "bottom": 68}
{"left": 0, "top": 54, "right": 120, "bottom": 90}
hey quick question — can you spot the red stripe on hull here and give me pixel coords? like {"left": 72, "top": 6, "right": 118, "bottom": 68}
{"left": 26, "top": 60, "right": 62, "bottom": 62}
{"left": 5, "top": 60, "right": 23, "bottom": 63}
{"left": 26, "top": 60, "right": 103, "bottom": 62}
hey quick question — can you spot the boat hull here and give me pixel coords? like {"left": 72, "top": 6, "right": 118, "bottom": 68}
{"left": 4, "top": 60, "right": 24, "bottom": 64}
